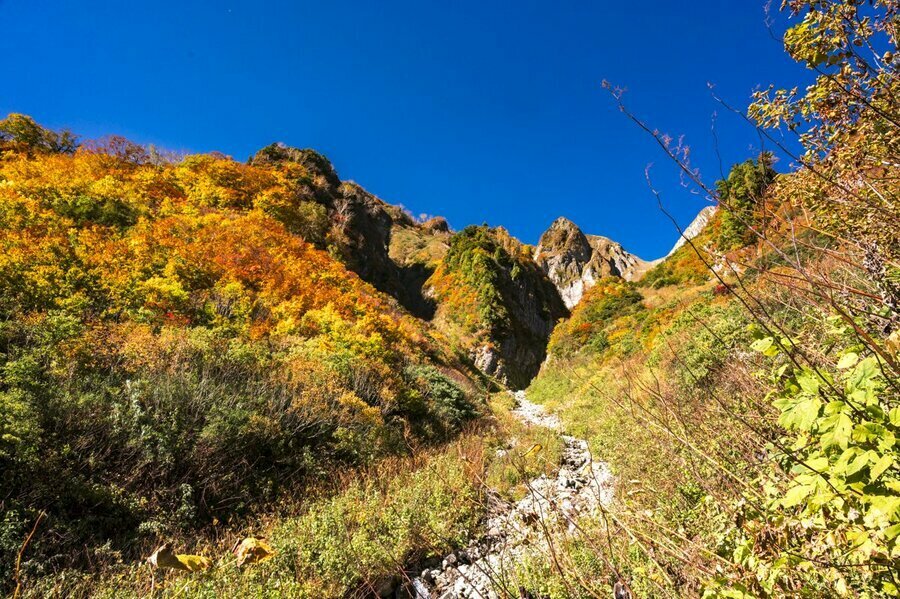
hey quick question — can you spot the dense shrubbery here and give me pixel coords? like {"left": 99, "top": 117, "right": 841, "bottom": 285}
{"left": 0, "top": 113, "right": 78, "bottom": 154}
{"left": 436, "top": 225, "right": 515, "bottom": 334}
{"left": 28, "top": 436, "right": 488, "bottom": 598}
{"left": 0, "top": 119, "right": 480, "bottom": 590}
{"left": 641, "top": 237, "right": 711, "bottom": 289}
{"left": 547, "top": 280, "right": 643, "bottom": 358}
{"left": 714, "top": 153, "right": 777, "bottom": 250}
{"left": 426, "top": 225, "right": 566, "bottom": 388}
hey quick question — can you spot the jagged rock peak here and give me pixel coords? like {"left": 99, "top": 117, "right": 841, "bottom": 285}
{"left": 534, "top": 217, "right": 652, "bottom": 309}
{"left": 667, "top": 205, "right": 717, "bottom": 256}
{"left": 537, "top": 217, "right": 593, "bottom": 263}
{"left": 249, "top": 143, "right": 341, "bottom": 189}
{"left": 422, "top": 216, "right": 451, "bottom": 233}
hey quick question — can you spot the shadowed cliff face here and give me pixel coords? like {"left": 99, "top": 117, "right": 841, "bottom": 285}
{"left": 248, "top": 146, "right": 672, "bottom": 389}
{"left": 249, "top": 143, "right": 437, "bottom": 318}
{"left": 534, "top": 217, "right": 655, "bottom": 308}
{"left": 425, "top": 226, "right": 568, "bottom": 389}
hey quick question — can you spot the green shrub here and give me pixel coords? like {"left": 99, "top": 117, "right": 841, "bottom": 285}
{"left": 406, "top": 364, "right": 478, "bottom": 435}
{"left": 0, "top": 113, "right": 78, "bottom": 154}
{"left": 714, "top": 153, "right": 776, "bottom": 250}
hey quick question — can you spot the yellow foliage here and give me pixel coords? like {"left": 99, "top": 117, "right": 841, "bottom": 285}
{"left": 231, "top": 537, "right": 275, "bottom": 567}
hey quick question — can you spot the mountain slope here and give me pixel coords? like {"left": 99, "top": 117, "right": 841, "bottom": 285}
{"left": 667, "top": 204, "right": 717, "bottom": 256}
{"left": 249, "top": 142, "right": 440, "bottom": 319}
{"left": 0, "top": 121, "right": 484, "bottom": 584}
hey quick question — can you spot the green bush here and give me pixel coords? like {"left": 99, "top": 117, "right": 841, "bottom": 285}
{"left": 405, "top": 364, "right": 478, "bottom": 437}
{"left": 0, "top": 113, "right": 78, "bottom": 154}
{"left": 714, "top": 153, "right": 776, "bottom": 250}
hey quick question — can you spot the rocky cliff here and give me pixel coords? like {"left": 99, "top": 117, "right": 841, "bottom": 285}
{"left": 425, "top": 226, "right": 568, "bottom": 389}
{"left": 533, "top": 217, "right": 654, "bottom": 308}
{"left": 248, "top": 146, "right": 675, "bottom": 387}
{"left": 667, "top": 205, "right": 717, "bottom": 256}
{"left": 250, "top": 143, "right": 439, "bottom": 318}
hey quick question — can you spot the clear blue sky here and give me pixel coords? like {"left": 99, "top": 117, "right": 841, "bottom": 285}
{"left": 1, "top": 0, "right": 807, "bottom": 259}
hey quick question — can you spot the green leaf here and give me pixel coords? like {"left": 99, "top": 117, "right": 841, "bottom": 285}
{"left": 821, "top": 412, "right": 853, "bottom": 449}
{"left": 890, "top": 407, "right": 900, "bottom": 427}
{"left": 847, "top": 357, "right": 878, "bottom": 392}
{"left": 781, "top": 483, "right": 815, "bottom": 508}
{"left": 846, "top": 451, "right": 872, "bottom": 476}
{"left": 780, "top": 395, "right": 822, "bottom": 431}
{"left": 836, "top": 352, "right": 859, "bottom": 369}
{"left": 884, "top": 523, "right": 900, "bottom": 541}
{"left": 751, "top": 336, "right": 774, "bottom": 354}
{"left": 864, "top": 496, "right": 900, "bottom": 528}
{"left": 870, "top": 454, "right": 894, "bottom": 481}
{"left": 797, "top": 370, "right": 820, "bottom": 395}
{"left": 880, "top": 430, "right": 896, "bottom": 452}
{"left": 834, "top": 447, "right": 859, "bottom": 475}
{"left": 853, "top": 423, "right": 886, "bottom": 444}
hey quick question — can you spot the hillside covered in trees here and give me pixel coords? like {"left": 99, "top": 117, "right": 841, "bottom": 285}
{"left": 1, "top": 0, "right": 898, "bottom": 597}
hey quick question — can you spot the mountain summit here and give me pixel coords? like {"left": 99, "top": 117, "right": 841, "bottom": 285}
{"left": 533, "top": 217, "right": 654, "bottom": 308}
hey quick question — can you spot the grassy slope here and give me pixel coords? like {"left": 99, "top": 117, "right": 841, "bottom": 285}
{"left": 524, "top": 197, "right": 899, "bottom": 597}
{"left": 41, "top": 398, "right": 565, "bottom": 598}
{"left": 0, "top": 132, "right": 484, "bottom": 592}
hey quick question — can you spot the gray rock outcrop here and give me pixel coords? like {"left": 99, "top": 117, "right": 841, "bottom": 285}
{"left": 534, "top": 217, "right": 652, "bottom": 308}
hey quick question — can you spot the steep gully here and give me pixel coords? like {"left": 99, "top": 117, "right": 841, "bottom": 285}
{"left": 374, "top": 209, "right": 715, "bottom": 596}
{"left": 394, "top": 392, "right": 614, "bottom": 599}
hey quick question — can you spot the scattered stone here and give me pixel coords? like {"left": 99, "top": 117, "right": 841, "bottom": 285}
{"left": 405, "top": 392, "right": 614, "bottom": 598}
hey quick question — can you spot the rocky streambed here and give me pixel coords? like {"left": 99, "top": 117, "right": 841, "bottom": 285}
{"left": 404, "top": 391, "right": 613, "bottom": 599}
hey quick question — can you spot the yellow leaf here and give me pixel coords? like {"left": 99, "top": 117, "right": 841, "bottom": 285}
{"left": 232, "top": 537, "right": 276, "bottom": 567}
{"left": 521, "top": 444, "right": 542, "bottom": 458}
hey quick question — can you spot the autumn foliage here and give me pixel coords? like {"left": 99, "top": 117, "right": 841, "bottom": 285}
{"left": 0, "top": 118, "right": 477, "bottom": 585}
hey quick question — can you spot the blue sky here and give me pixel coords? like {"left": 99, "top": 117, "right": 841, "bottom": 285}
{"left": 0, "top": 0, "right": 808, "bottom": 258}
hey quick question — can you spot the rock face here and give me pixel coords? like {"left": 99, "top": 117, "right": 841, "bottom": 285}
{"left": 534, "top": 217, "right": 652, "bottom": 309}
{"left": 426, "top": 226, "right": 568, "bottom": 390}
{"left": 667, "top": 205, "right": 717, "bottom": 256}
{"left": 250, "top": 143, "right": 438, "bottom": 318}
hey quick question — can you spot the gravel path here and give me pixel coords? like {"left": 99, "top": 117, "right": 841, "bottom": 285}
{"left": 406, "top": 391, "right": 613, "bottom": 599}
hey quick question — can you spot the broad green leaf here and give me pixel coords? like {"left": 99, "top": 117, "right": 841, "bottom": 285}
{"left": 783, "top": 395, "right": 822, "bottom": 431}
{"left": 823, "top": 400, "right": 846, "bottom": 415}
{"left": 847, "top": 357, "right": 878, "bottom": 392}
{"left": 805, "top": 456, "right": 829, "bottom": 472}
{"left": 836, "top": 352, "right": 859, "bottom": 369}
{"left": 870, "top": 454, "right": 894, "bottom": 481}
{"left": 864, "top": 496, "right": 900, "bottom": 528}
{"left": 797, "top": 370, "right": 820, "bottom": 395}
{"left": 781, "top": 483, "right": 814, "bottom": 508}
{"left": 890, "top": 407, "right": 900, "bottom": 427}
{"left": 846, "top": 451, "right": 872, "bottom": 476}
{"left": 751, "top": 336, "right": 774, "bottom": 354}
{"left": 884, "top": 523, "right": 900, "bottom": 541}
{"left": 821, "top": 412, "right": 852, "bottom": 449}
{"left": 834, "top": 447, "right": 860, "bottom": 475}
{"left": 853, "top": 423, "right": 886, "bottom": 444}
